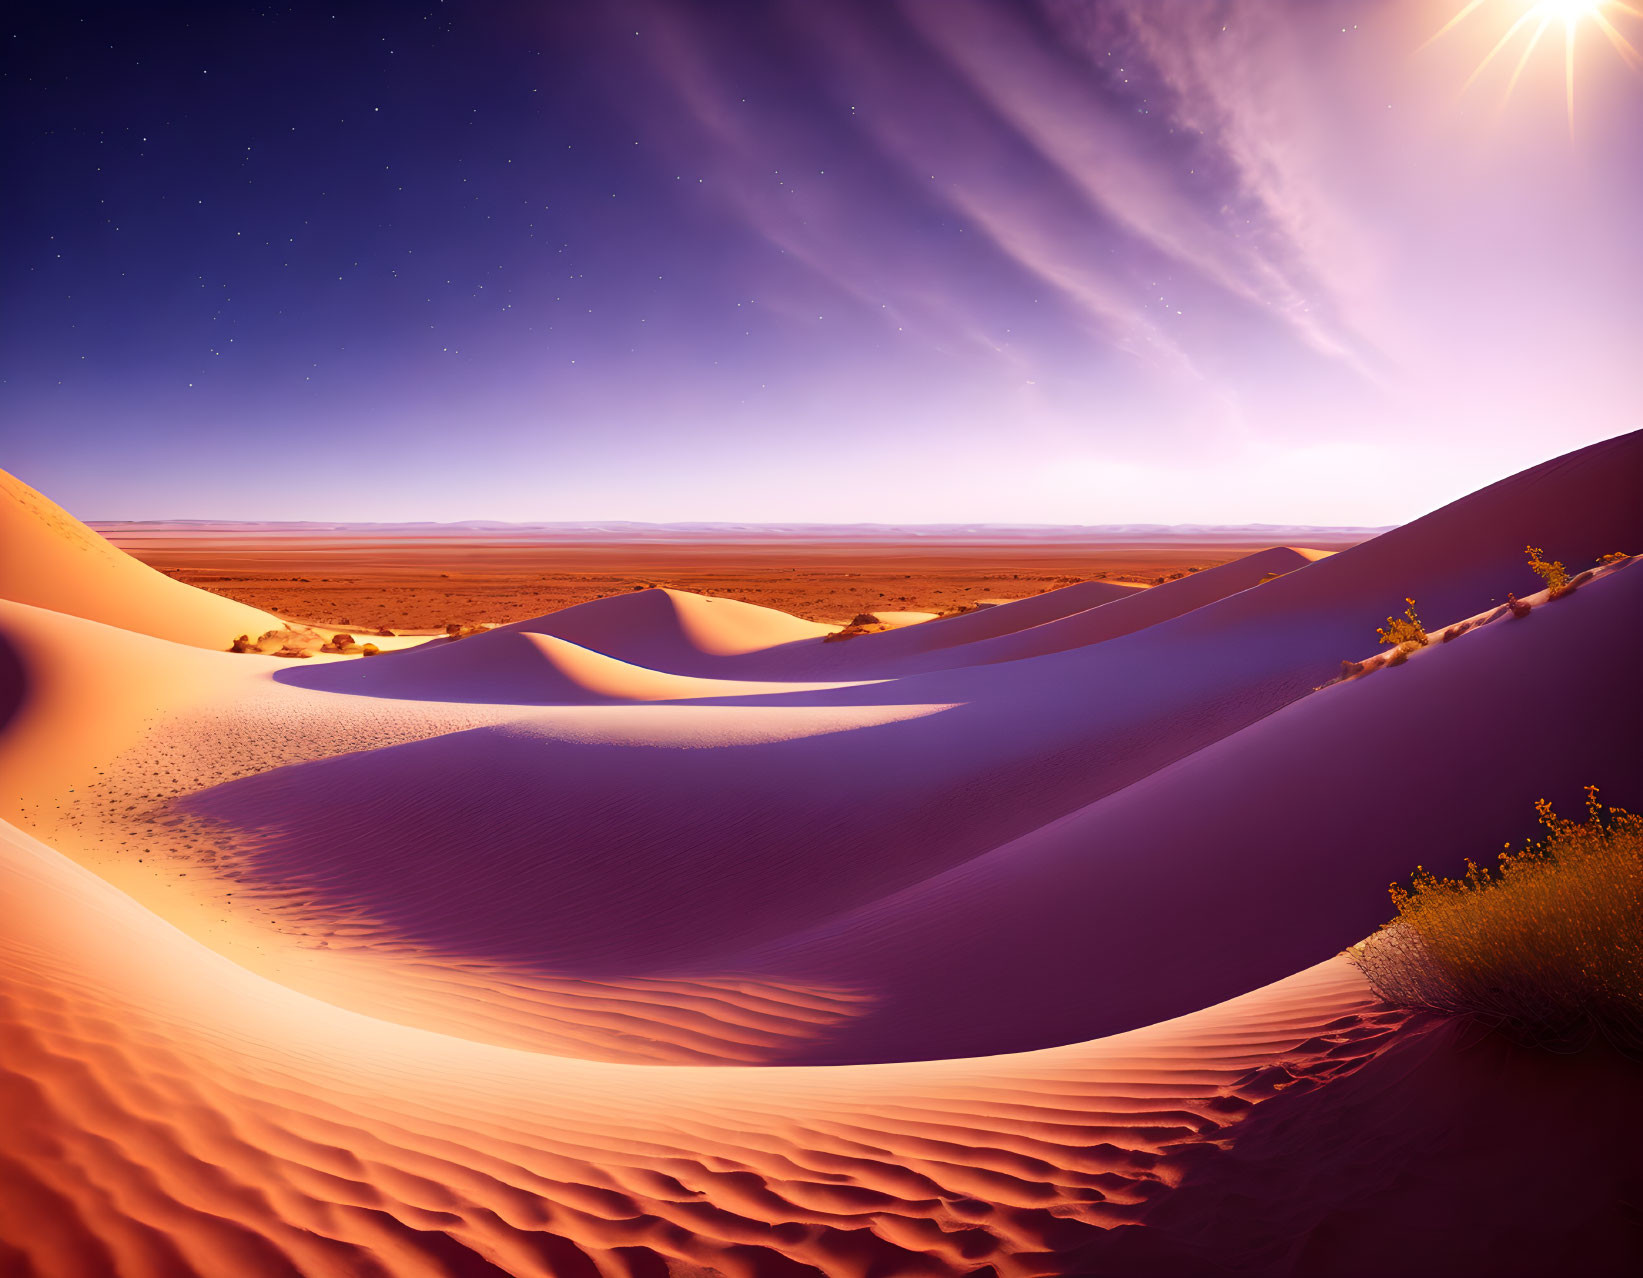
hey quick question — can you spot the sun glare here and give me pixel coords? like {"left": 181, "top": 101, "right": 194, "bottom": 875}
{"left": 1433, "top": 0, "right": 1643, "bottom": 125}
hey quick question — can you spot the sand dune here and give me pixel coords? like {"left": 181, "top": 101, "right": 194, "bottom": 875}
{"left": 734, "top": 561, "right": 1643, "bottom": 1061}
{"left": 773, "top": 545, "right": 1325, "bottom": 677}
{"left": 7, "top": 813, "right": 1631, "bottom": 1276}
{"left": 839, "top": 576, "right": 1146, "bottom": 657}
{"left": 487, "top": 587, "right": 835, "bottom": 670}
{"left": 286, "top": 627, "right": 881, "bottom": 705}
{"left": 920, "top": 545, "right": 1330, "bottom": 670}
{"left": 0, "top": 812, "right": 1414, "bottom": 1278}
{"left": 0, "top": 596, "right": 256, "bottom": 803}
{"left": 164, "top": 552, "right": 1641, "bottom": 1064}
{"left": 2, "top": 431, "right": 1640, "bottom": 1274}
{"left": 0, "top": 468, "right": 280, "bottom": 649}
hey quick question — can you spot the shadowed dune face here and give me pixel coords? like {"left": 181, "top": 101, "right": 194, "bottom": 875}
{"left": 0, "top": 628, "right": 23, "bottom": 739}
{"left": 2, "top": 433, "right": 1642, "bottom": 1274}
{"left": 741, "top": 567, "right": 1643, "bottom": 1062}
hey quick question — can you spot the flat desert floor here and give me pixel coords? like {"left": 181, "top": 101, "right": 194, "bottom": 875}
{"left": 92, "top": 526, "right": 1374, "bottom": 630}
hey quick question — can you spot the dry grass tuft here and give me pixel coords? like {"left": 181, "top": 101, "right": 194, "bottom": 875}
{"left": 1355, "top": 789, "right": 1643, "bottom": 1055}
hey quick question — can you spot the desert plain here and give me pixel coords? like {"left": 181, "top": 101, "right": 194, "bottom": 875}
{"left": 91, "top": 521, "right": 1379, "bottom": 632}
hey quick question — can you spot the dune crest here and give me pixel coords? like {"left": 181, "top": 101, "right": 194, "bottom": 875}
{"left": 491, "top": 586, "right": 835, "bottom": 667}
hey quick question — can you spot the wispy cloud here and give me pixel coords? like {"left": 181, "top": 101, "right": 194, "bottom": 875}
{"left": 618, "top": 0, "right": 1386, "bottom": 387}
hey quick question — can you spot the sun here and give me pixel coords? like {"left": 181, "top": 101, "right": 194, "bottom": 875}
{"left": 1432, "top": 0, "right": 1643, "bottom": 125}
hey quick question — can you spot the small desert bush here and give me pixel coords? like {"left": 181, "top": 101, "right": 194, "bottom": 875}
{"left": 1355, "top": 789, "right": 1643, "bottom": 1055}
{"left": 1376, "top": 597, "right": 1428, "bottom": 650}
{"left": 1525, "top": 544, "right": 1569, "bottom": 595}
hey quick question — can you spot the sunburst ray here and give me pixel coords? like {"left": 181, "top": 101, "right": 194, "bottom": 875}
{"left": 1433, "top": 1, "right": 1642, "bottom": 128}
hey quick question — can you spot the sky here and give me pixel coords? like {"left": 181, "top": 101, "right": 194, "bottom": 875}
{"left": 3, "top": 0, "right": 1640, "bottom": 524}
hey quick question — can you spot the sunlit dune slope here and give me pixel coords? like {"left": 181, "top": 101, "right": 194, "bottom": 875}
{"left": 0, "top": 468, "right": 281, "bottom": 648}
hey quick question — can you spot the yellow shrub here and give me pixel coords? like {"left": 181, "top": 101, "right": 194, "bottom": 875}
{"left": 1376, "top": 598, "right": 1428, "bottom": 650}
{"left": 1355, "top": 789, "right": 1643, "bottom": 1054}
{"left": 1525, "top": 544, "right": 1569, "bottom": 594}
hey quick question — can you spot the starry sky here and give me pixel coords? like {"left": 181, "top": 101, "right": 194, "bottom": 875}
{"left": 4, "top": 1, "right": 1640, "bottom": 524}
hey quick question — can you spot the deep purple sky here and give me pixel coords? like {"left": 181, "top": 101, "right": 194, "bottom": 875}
{"left": 4, "top": 1, "right": 1640, "bottom": 523}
